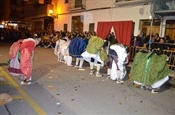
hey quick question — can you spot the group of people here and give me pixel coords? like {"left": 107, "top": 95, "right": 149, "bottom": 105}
{"left": 7, "top": 31, "right": 170, "bottom": 94}
{"left": 131, "top": 32, "right": 175, "bottom": 50}
{"left": 53, "top": 32, "right": 170, "bottom": 93}
{"left": 54, "top": 32, "right": 130, "bottom": 82}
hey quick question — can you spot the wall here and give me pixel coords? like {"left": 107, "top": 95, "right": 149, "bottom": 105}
{"left": 54, "top": 0, "right": 152, "bottom": 36}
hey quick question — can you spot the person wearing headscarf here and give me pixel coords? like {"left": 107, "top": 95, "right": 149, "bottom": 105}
{"left": 8, "top": 37, "right": 41, "bottom": 85}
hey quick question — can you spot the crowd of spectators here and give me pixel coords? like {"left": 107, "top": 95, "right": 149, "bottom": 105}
{"left": 1, "top": 28, "right": 175, "bottom": 50}
{"left": 131, "top": 32, "right": 175, "bottom": 50}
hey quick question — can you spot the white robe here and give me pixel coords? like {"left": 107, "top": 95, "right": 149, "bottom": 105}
{"left": 54, "top": 39, "right": 72, "bottom": 65}
{"left": 109, "top": 44, "right": 128, "bottom": 80}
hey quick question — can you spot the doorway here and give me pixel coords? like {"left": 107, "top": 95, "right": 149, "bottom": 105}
{"left": 71, "top": 15, "right": 84, "bottom": 33}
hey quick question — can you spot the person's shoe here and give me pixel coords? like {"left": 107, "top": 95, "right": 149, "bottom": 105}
{"left": 151, "top": 88, "right": 160, "bottom": 94}
{"left": 78, "top": 68, "right": 85, "bottom": 71}
{"left": 74, "top": 65, "right": 78, "bottom": 68}
{"left": 116, "top": 80, "right": 124, "bottom": 84}
{"left": 21, "top": 78, "right": 31, "bottom": 85}
{"left": 133, "top": 82, "right": 141, "bottom": 88}
{"left": 20, "top": 75, "right": 26, "bottom": 81}
{"left": 106, "top": 75, "right": 110, "bottom": 79}
{"left": 90, "top": 70, "right": 93, "bottom": 75}
{"left": 67, "top": 64, "right": 73, "bottom": 66}
{"left": 96, "top": 72, "right": 103, "bottom": 77}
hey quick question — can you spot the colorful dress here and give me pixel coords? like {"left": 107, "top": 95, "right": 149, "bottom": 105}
{"left": 8, "top": 38, "right": 37, "bottom": 79}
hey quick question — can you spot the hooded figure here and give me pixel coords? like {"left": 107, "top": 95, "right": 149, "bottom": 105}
{"left": 107, "top": 44, "right": 129, "bottom": 83}
{"left": 130, "top": 50, "right": 169, "bottom": 93}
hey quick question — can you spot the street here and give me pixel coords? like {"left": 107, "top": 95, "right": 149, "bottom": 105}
{"left": 0, "top": 43, "right": 175, "bottom": 115}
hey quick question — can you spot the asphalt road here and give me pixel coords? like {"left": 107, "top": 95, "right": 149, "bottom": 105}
{"left": 0, "top": 43, "right": 175, "bottom": 115}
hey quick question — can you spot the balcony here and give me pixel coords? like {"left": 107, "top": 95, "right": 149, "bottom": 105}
{"left": 24, "top": 4, "right": 53, "bottom": 19}
{"left": 67, "top": 0, "right": 86, "bottom": 12}
{"left": 153, "top": 0, "right": 175, "bottom": 17}
{"left": 114, "top": 0, "right": 151, "bottom": 7}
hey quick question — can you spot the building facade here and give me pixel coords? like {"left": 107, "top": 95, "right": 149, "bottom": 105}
{"left": 0, "top": 0, "right": 26, "bottom": 30}
{"left": 1, "top": 0, "right": 175, "bottom": 40}
{"left": 52, "top": 0, "right": 175, "bottom": 40}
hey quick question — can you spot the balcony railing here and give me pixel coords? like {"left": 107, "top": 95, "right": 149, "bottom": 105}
{"left": 114, "top": 0, "right": 151, "bottom": 7}
{"left": 152, "top": 0, "right": 175, "bottom": 17}
{"left": 67, "top": 0, "right": 86, "bottom": 11}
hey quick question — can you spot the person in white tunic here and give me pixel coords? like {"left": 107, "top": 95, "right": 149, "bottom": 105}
{"left": 106, "top": 43, "right": 129, "bottom": 83}
{"left": 54, "top": 37, "right": 72, "bottom": 66}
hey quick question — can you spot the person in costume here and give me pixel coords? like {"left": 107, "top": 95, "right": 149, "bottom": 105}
{"left": 81, "top": 35, "right": 108, "bottom": 77}
{"left": 69, "top": 35, "right": 88, "bottom": 71}
{"left": 54, "top": 33, "right": 72, "bottom": 66}
{"left": 8, "top": 37, "right": 40, "bottom": 85}
{"left": 130, "top": 50, "right": 169, "bottom": 93}
{"left": 106, "top": 43, "right": 129, "bottom": 83}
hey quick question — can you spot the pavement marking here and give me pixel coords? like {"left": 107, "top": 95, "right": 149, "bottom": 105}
{"left": 11, "top": 95, "right": 23, "bottom": 100}
{"left": 0, "top": 67, "right": 47, "bottom": 115}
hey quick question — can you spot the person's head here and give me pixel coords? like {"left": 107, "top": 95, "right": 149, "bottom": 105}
{"left": 34, "top": 38, "right": 41, "bottom": 45}
{"left": 159, "top": 38, "right": 164, "bottom": 43}
{"left": 155, "top": 33, "right": 159, "bottom": 38}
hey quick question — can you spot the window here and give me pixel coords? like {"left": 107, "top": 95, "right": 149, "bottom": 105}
{"left": 64, "top": 24, "right": 68, "bottom": 32}
{"left": 71, "top": 15, "right": 84, "bottom": 33}
{"left": 139, "top": 19, "right": 160, "bottom": 36}
{"left": 89, "top": 23, "right": 94, "bottom": 33}
{"left": 75, "top": 0, "right": 82, "bottom": 8}
{"left": 65, "top": 0, "right": 68, "bottom": 4}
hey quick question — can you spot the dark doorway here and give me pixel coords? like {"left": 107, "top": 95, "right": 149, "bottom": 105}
{"left": 71, "top": 15, "right": 84, "bottom": 33}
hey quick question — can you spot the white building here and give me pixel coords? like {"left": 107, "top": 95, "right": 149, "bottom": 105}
{"left": 49, "top": 0, "right": 175, "bottom": 40}
{"left": 53, "top": 0, "right": 149, "bottom": 36}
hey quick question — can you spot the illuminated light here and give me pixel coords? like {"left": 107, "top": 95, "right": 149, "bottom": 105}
{"left": 8, "top": 23, "right": 18, "bottom": 26}
{"left": 0, "top": 25, "right": 4, "bottom": 28}
{"left": 149, "top": 15, "right": 152, "bottom": 19}
{"left": 49, "top": 10, "right": 53, "bottom": 14}
{"left": 48, "top": 10, "right": 58, "bottom": 18}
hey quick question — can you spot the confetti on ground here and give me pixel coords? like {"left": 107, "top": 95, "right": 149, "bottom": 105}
{"left": 79, "top": 75, "right": 85, "bottom": 80}
{"left": 48, "top": 85, "right": 55, "bottom": 91}
{"left": 56, "top": 102, "right": 61, "bottom": 105}
{"left": 0, "top": 77, "right": 5, "bottom": 82}
{"left": 50, "top": 70, "right": 54, "bottom": 72}
{"left": 56, "top": 93, "right": 60, "bottom": 96}
{"left": 51, "top": 96, "right": 55, "bottom": 99}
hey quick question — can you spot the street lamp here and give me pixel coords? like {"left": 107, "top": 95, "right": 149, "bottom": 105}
{"left": 49, "top": 10, "right": 58, "bottom": 18}
{"left": 148, "top": 15, "right": 153, "bottom": 51}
